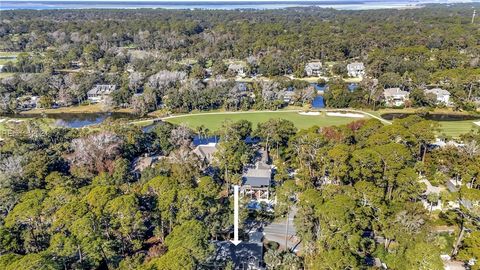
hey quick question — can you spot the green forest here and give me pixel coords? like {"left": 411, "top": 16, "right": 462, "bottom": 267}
{"left": 1, "top": 114, "right": 480, "bottom": 269}
{"left": 0, "top": 4, "right": 479, "bottom": 114}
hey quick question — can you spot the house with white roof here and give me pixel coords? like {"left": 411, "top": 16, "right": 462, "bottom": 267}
{"left": 425, "top": 88, "right": 451, "bottom": 106}
{"left": 383, "top": 87, "right": 409, "bottom": 107}
{"left": 305, "top": 61, "right": 323, "bottom": 77}
{"left": 347, "top": 62, "right": 365, "bottom": 78}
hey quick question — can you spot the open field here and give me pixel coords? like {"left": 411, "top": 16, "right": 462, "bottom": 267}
{"left": 165, "top": 111, "right": 368, "bottom": 131}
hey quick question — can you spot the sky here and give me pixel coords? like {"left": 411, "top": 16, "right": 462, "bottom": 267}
{"left": 8, "top": 0, "right": 368, "bottom": 1}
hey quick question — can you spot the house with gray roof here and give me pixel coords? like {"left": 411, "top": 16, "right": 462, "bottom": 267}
{"left": 87, "top": 84, "right": 117, "bottom": 103}
{"left": 383, "top": 87, "right": 409, "bottom": 107}
{"left": 132, "top": 155, "right": 163, "bottom": 178}
{"left": 242, "top": 149, "right": 272, "bottom": 201}
{"left": 347, "top": 62, "right": 365, "bottom": 78}
{"left": 305, "top": 61, "right": 323, "bottom": 77}
{"left": 193, "top": 142, "right": 218, "bottom": 164}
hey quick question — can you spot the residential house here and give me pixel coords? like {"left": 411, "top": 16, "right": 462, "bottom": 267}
{"left": 242, "top": 149, "right": 272, "bottom": 201}
{"left": 282, "top": 87, "right": 295, "bottom": 104}
{"left": 419, "top": 178, "right": 444, "bottom": 211}
{"left": 429, "top": 138, "right": 465, "bottom": 149}
{"left": 193, "top": 143, "right": 218, "bottom": 164}
{"left": 228, "top": 63, "right": 246, "bottom": 77}
{"left": 132, "top": 155, "right": 161, "bottom": 178}
{"left": 305, "top": 61, "right": 323, "bottom": 77}
{"left": 210, "top": 231, "right": 265, "bottom": 270}
{"left": 383, "top": 88, "right": 409, "bottom": 107}
{"left": 87, "top": 84, "right": 117, "bottom": 103}
{"left": 16, "top": 95, "right": 39, "bottom": 110}
{"left": 347, "top": 62, "right": 365, "bottom": 78}
{"left": 446, "top": 179, "right": 479, "bottom": 210}
{"left": 425, "top": 88, "right": 451, "bottom": 105}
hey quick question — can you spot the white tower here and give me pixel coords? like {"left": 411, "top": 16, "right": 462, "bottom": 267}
{"left": 473, "top": 10, "right": 476, "bottom": 24}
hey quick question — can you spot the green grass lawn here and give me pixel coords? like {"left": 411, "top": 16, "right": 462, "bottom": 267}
{"left": 165, "top": 109, "right": 480, "bottom": 137}
{"left": 165, "top": 111, "right": 367, "bottom": 131}
{"left": 437, "top": 121, "right": 480, "bottom": 138}
{"left": 366, "top": 108, "right": 480, "bottom": 138}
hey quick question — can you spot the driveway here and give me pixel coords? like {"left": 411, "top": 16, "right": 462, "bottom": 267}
{"left": 263, "top": 207, "right": 302, "bottom": 253}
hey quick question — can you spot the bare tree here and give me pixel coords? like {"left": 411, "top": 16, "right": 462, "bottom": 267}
{"left": 170, "top": 124, "right": 193, "bottom": 148}
{"left": 0, "top": 155, "right": 24, "bottom": 188}
{"left": 463, "top": 140, "right": 479, "bottom": 159}
{"left": 68, "top": 132, "right": 123, "bottom": 176}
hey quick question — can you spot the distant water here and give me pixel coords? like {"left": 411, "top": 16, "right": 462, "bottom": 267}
{"left": 0, "top": 0, "right": 446, "bottom": 11}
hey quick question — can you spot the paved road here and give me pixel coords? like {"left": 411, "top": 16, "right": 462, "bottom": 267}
{"left": 263, "top": 207, "right": 301, "bottom": 253}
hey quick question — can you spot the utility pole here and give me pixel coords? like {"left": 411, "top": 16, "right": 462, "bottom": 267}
{"left": 473, "top": 10, "right": 476, "bottom": 24}
{"left": 285, "top": 205, "right": 289, "bottom": 251}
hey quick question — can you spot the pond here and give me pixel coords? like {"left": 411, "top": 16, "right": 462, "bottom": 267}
{"left": 381, "top": 113, "right": 480, "bottom": 121}
{"left": 312, "top": 96, "right": 325, "bottom": 109}
{"left": 6, "top": 112, "right": 137, "bottom": 128}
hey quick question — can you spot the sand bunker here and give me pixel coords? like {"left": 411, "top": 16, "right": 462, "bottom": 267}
{"left": 474, "top": 121, "right": 480, "bottom": 127}
{"left": 299, "top": 112, "right": 320, "bottom": 116}
{"left": 326, "top": 112, "right": 365, "bottom": 118}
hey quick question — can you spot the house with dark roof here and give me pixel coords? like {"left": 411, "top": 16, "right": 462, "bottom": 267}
{"left": 16, "top": 95, "right": 39, "bottom": 110}
{"left": 282, "top": 88, "right": 296, "bottom": 104}
{"left": 209, "top": 231, "right": 265, "bottom": 270}
{"left": 87, "top": 84, "right": 117, "bottom": 103}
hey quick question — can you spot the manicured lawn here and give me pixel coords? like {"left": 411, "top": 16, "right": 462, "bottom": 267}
{"left": 437, "top": 121, "right": 480, "bottom": 138}
{"left": 165, "top": 111, "right": 368, "bottom": 131}
{"left": 165, "top": 109, "right": 480, "bottom": 136}
{"left": 366, "top": 108, "right": 480, "bottom": 138}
